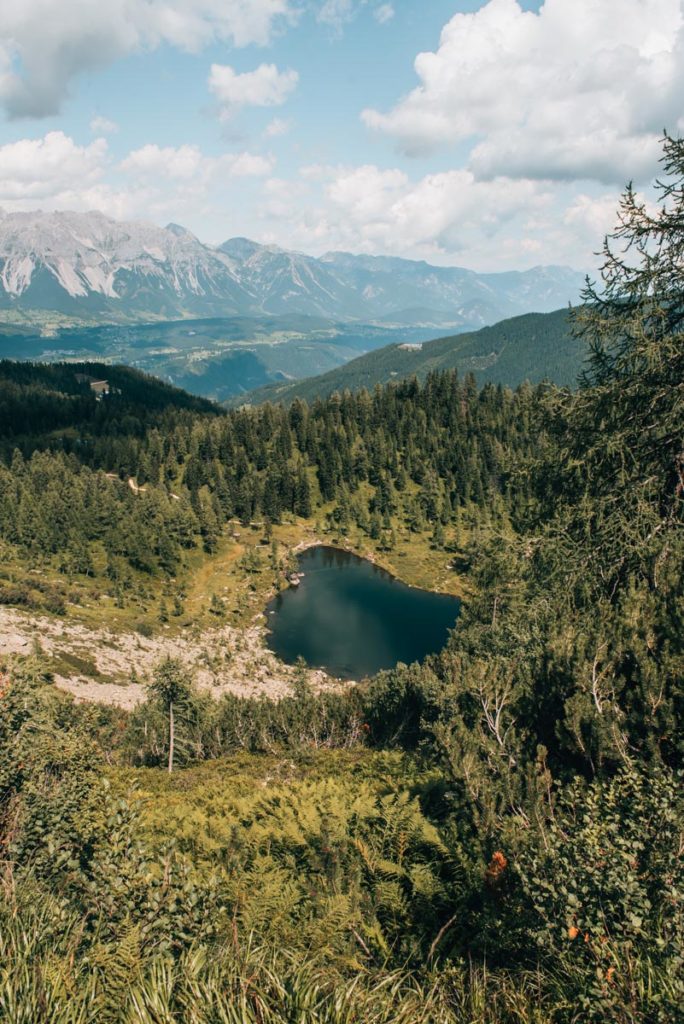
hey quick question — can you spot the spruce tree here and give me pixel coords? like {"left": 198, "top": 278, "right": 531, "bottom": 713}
{"left": 551, "top": 132, "right": 684, "bottom": 593}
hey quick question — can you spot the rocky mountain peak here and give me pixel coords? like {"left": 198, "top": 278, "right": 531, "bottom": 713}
{"left": 0, "top": 210, "right": 586, "bottom": 326}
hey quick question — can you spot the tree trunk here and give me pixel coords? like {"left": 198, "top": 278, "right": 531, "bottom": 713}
{"left": 168, "top": 701, "right": 174, "bottom": 774}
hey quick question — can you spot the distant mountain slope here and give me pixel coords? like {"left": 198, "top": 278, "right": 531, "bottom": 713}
{"left": 0, "top": 209, "right": 585, "bottom": 329}
{"left": 317, "top": 251, "right": 583, "bottom": 327}
{"left": 236, "top": 308, "right": 581, "bottom": 405}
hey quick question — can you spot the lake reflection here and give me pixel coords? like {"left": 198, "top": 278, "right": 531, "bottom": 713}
{"left": 265, "top": 545, "right": 460, "bottom": 679}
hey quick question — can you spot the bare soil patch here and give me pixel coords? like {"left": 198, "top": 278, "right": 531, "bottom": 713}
{"left": 0, "top": 607, "right": 334, "bottom": 709}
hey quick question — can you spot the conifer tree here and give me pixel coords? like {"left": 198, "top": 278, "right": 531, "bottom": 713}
{"left": 147, "top": 657, "right": 193, "bottom": 773}
{"left": 551, "top": 132, "right": 684, "bottom": 592}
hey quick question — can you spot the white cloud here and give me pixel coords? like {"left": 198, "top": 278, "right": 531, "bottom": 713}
{"left": 90, "top": 116, "right": 119, "bottom": 136}
{"left": 316, "top": 0, "right": 392, "bottom": 31}
{"left": 121, "top": 144, "right": 206, "bottom": 180}
{"left": 322, "top": 163, "right": 546, "bottom": 256}
{"left": 0, "top": 130, "right": 276, "bottom": 229}
{"left": 0, "top": 131, "right": 107, "bottom": 200}
{"left": 374, "top": 4, "right": 394, "bottom": 24}
{"left": 264, "top": 117, "right": 291, "bottom": 138}
{"left": 208, "top": 63, "right": 298, "bottom": 118}
{"left": 121, "top": 143, "right": 274, "bottom": 180}
{"left": 0, "top": 0, "right": 296, "bottom": 118}
{"left": 327, "top": 165, "right": 408, "bottom": 223}
{"left": 261, "top": 176, "right": 308, "bottom": 219}
{"left": 299, "top": 163, "right": 339, "bottom": 180}
{"left": 229, "top": 151, "right": 274, "bottom": 176}
{"left": 561, "top": 194, "right": 622, "bottom": 244}
{"left": 317, "top": 0, "right": 356, "bottom": 31}
{"left": 244, "top": 159, "right": 574, "bottom": 266}
{"left": 0, "top": 131, "right": 151, "bottom": 221}
{"left": 363, "top": 0, "right": 684, "bottom": 184}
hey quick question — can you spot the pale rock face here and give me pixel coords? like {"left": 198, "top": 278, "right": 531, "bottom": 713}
{"left": 0, "top": 208, "right": 586, "bottom": 325}
{"left": 0, "top": 209, "right": 239, "bottom": 305}
{"left": 2, "top": 254, "right": 35, "bottom": 296}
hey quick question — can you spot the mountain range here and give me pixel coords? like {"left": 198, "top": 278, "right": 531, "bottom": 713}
{"left": 0, "top": 210, "right": 585, "bottom": 329}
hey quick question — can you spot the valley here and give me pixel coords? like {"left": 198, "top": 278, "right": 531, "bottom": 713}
{"left": 0, "top": 314, "right": 443, "bottom": 401}
{"left": 0, "top": 209, "right": 587, "bottom": 404}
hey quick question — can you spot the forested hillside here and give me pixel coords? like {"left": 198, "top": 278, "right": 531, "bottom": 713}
{"left": 0, "top": 356, "right": 535, "bottom": 597}
{"left": 0, "top": 138, "right": 682, "bottom": 1022}
{"left": 238, "top": 307, "right": 578, "bottom": 406}
{"left": 0, "top": 360, "right": 216, "bottom": 439}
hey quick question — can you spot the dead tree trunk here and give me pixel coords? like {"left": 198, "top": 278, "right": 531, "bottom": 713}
{"left": 168, "top": 701, "right": 175, "bottom": 774}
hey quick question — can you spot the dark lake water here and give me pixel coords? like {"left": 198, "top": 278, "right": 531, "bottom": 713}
{"left": 264, "top": 545, "right": 460, "bottom": 679}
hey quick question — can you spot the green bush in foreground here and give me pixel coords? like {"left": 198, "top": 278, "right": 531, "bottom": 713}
{"left": 1, "top": 659, "right": 682, "bottom": 1023}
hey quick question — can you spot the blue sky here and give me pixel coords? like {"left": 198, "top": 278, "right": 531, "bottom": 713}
{"left": 0, "top": 0, "right": 681, "bottom": 271}
{"left": 48, "top": 4, "right": 477, "bottom": 171}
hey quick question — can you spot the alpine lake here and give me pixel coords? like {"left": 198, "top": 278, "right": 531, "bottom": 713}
{"left": 265, "top": 545, "right": 460, "bottom": 680}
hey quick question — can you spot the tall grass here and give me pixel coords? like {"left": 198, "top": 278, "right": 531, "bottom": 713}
{"left": 0, "top": 898, "right": 559, "bottom": 1024}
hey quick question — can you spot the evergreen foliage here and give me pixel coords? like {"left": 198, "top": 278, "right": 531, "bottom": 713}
{"left": 0, "top": 136, "right": 683, "bottom": 1021}
{"left": 0, "top": 359, "right": 538, "bottom": 585}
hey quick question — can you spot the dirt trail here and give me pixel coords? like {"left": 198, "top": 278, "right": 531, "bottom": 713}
{"left": 0, "top": 607, "right": 334, "bottom": 709}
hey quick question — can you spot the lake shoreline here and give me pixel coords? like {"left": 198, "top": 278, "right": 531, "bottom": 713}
{"left": 289, "top": 537, "right": 464, "bottom": 598}
{"left": 264, "top": 545, "right": 461, "bottom": 681}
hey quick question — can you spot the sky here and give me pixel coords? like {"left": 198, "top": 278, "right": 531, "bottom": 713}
{"left": 0, "top": 0, "right": 682, "bottom": 272}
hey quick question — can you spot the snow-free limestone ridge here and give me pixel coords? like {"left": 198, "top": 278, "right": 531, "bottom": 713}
{"left": 0, "top": 209, "right": 248, "bottom": 321}
{"left": 0, "top": 208, "right": 586, "bottom": 328}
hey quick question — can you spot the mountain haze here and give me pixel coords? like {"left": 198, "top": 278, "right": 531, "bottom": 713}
{"left": 0, "top": 210, "right": 585, "bottom": 329}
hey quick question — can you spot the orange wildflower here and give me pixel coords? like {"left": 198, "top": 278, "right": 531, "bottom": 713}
{"left": 567, "top": 926, "right": 579, "bottom": 940}
{"left": 485, "top": 850, "right": 508, "bottom": 888}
